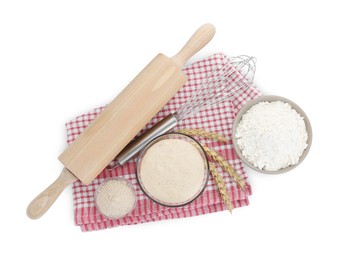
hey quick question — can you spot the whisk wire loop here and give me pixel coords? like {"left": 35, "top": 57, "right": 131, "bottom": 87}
{"left": 174, "top": 55, "right": 256, "bottom": 121}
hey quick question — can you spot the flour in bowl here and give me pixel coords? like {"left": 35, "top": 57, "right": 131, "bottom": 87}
{"left": 138, "top": 138, "right": 207, "bottom": 206}
{"left": 95, "top": 178, "right": 136, "bottom": 219}
{"left": 236, "top": 101, "right": 308, "bottom": 171}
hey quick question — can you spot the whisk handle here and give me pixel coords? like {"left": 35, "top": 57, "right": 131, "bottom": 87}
{"left": 116, "top": 114, "right": 178, "bottom": 165}
{"left": 171, "top": 23, "right": 215, "bottom": 67}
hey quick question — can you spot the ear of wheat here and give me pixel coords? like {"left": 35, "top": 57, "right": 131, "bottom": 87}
{"left": 177, "top": 128, "right": 229, "bottom": 143}
{"left": 175, "top": 128, "right": 247, "bottom": 213}
{"left": 209, "top": 162, "right": 233, "bottom": 213}
{"left": 202, "top": 144, "right": 246, "bottom": 191}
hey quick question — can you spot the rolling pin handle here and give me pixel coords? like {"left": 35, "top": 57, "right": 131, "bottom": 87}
{"left": 171, "top": 23, "right": 216, "bottom": 67}
{"left": 26, "top": 167, "right": 77, "bottom": 219}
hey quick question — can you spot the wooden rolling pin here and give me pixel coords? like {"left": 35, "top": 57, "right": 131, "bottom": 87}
{"left": 27, "top": 23, "right": 215, "bottom": 219}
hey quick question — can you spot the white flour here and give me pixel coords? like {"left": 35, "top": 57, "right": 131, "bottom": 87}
{"left": 139, "top": 139, "right": 205, "bottom": 205}
{"left": 236, "top": 101, "right": 308, "bottom": 171}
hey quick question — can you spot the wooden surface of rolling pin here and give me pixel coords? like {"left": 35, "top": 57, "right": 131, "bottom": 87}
{"left": 27, "top": 23, "right": 216, "bottom": 219}
{"left": 58, "top": 54, "right": 186, "bottom": 184}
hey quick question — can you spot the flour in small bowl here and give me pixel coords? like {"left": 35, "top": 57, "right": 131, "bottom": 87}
{"left": 236, "top": 101, "right": 308, "bottom": 171}
{"left": 95, "top": 178, "right": 136, "bottom": 219}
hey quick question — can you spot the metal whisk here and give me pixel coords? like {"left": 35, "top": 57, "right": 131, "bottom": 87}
{"left": 115, "top": 55, "right": 256, "bottom": 166}
{"left": 175, "top": 55, "right": 256, "bottom": 121}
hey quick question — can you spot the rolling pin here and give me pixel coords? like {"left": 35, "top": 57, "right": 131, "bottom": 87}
{"left": 27, "top": 23, "right": 216, "bottom": 219}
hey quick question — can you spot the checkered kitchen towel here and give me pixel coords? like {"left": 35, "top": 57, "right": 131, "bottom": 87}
{"left": 65, "top": 53, "right": 261, "bottom": 231}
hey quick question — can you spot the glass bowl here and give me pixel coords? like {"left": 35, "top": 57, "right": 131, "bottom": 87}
{"left": 136, "top": 132, "right": 210, "bottom": 207}
{"left": 95, "top": 177, "right": 136, "bottom": 219}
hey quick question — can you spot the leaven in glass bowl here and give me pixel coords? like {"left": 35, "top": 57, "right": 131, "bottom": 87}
{"left": 136, "top": 132, "right": 210, "bottom": 207}
{"left": 232, "top": 95, "right": 312, "bottom": 174}
{"left": 95, "top": 177, "right": 136, "bottom": 219}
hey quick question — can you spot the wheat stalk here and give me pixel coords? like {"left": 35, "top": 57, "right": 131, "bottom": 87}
{"left": 209, "top": 162, "right": 233, "bottom": 213}
{"left": 177, "top": 128, "right": 229, "bottom": 143}
{"left": 202, "top": 144, "right": 246, "bottom": 191}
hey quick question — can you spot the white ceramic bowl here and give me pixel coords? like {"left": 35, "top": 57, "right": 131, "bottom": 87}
{"left": 232, "top": 95, "right": 312, "bottom": 174}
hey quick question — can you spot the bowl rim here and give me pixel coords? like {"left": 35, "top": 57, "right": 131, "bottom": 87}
{"left": 135, "top": 132, "right": 210, "bottom": 207}
{"left": 232, "top": 95, "right": 313, "bottom": 174}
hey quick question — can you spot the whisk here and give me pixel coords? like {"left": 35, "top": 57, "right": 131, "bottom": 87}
{"left": 114, "top": 55, "right": 256, "bottom": 166}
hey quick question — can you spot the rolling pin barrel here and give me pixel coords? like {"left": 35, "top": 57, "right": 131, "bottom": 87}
{"left": 58, "top": 53, "right": 187, "bottom": 184}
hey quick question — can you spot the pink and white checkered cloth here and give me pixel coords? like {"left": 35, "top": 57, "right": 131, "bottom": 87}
{"left": 65, "top": 53, "right": 261, "bottom": 231}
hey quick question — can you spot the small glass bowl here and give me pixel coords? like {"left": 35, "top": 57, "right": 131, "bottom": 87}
{"left": 136, "top": 132, "right": 210, "bottom": 207}
{"left": 95, "top": 177, "right": 136, "bottom": 219}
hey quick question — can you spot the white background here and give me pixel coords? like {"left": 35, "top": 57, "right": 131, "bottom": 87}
{"left": 1, "top": 1, "right": 340, "bottom": 259}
